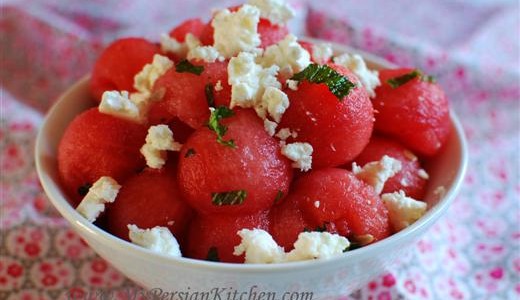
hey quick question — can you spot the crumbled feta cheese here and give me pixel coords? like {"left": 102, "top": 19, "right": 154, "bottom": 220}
{"left": 311, "top": 43, "right": 333, "bottom": 64}
{"left": 215, "top": 80, "right": 223, "bottom": 92}
{"left": 234, "top": 229, "right": 286, "bottom": 263}
{"left": 134, "top": 54, "right": 174, "bottom": 95}
{"left": 127, "top": 225, "right": 181, "bottom": 257}
{"left": 247, "top": 0, "right": 295, "bottom": 25}
{"left": 281, "top": 142, "right": 313, "bottom": 171}
{"left": 418, "top": 169, "right": 430, "bottom": 180}
{"left": 352, "top": 155, "right": 402, "bottom": 194}
{"left": 403, "top": 150, "right": 418, "bottom": 162}
{"left": 334, "top": 53, "right": 380, "bottom": 98}
{"left": 314, "top": 201, "right": 320, "bottom": 208}
{"left": 187, "top": 45, "right": 223, "bottom": 63}
{"left": 400, "top": 178, "right": 409, "bottom": 187}
{"left": 256, "top": 87, "right": 289, "bottom": 122}
{"left": 286, "top": 79, "right": 299, "bottom": 91}
{"left": 381, "top": 190, "right": 427, "bottom": 231}
{"left": 140, "top": 125, "right": 182, "bottom": 169}
{"left": 285, "top": 232, "right": 350, "bottom": 262}
{"left": 99, "top": 91, "right": 141, "bottom": 122}
{"left": 228, "top": 52, "right": 281, "bottom": 108}
{"left": 275, "top": 127, "right": 297, "bottom": 140}
{"left": 76, "top": 177, "right": 120, "bottom": 222}
{"left": 212, "top": 5, "right": 261, "bottom": 58}
{"left": 260, "top": 34, "right": 311, "bottom": 77}
{"left": 160, "top": 34, "right": 187, "bottom": 57}
{"left": 434, "top": 186, "right": 446, "bottom": 198}
{"left": 264, "top": 119, "right": 278, "bottom": 136}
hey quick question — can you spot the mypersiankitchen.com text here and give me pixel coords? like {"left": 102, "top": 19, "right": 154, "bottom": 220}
{"left": 66, "top": 286, "right": 314, "bottom": 300}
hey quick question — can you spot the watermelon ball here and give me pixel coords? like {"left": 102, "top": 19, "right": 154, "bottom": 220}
{"left": 177, "top": 109, "right": 293, "bottom": 215}
{"left": 373, "top": 68, "right": 451, "bottom": 156}
{"left": 90, "top": 38, "right": 158, "bottom": 102}
{"left": 293, "top": 168, "right": 391, "bottom": 242}
{"left": 169, "top": 18, "right": 205, "bottom": 42}
{"left": 185, "top": 210, "right": 269, "bottom": 263}
{"left": 354, "top": 135, "right": 428, "bottom": 199}
{"left": 58, "top": 108, "right": 147, "bottom": 205}
{"left": 279, "top": 64, "right": 374, "bottom": 168}
{"left": 105, "top": 168, "right": 193, "bottom": 243}
{"left": 199, "top": 61, "right": 232, "bottom": 108}
{"left": 269, "top": 194, "right": 313, "bottom": 251}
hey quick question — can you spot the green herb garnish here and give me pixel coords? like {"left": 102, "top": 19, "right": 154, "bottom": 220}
{"left": 387, "top": 69, "right": 436, "bottom": 88}
{"left": 291, "top": 64, "right": 356, "bottom": 100}
{"left": 185, "top": 148, "right": 196, "bottom": 158}
{"left": 207, "top": 106, "right": 236, "bottom": 148}
{"left": 211, "top": 190, "right": 247, "bottom": 206}
{"left": 303, "top": 223, "right": 328, "bottom": 233}
{"left": 175, "top": 59, "right": 204, "bottom": 75}
{"left": 205, "top": 83, "right": 215, "bottom": 107}
{"left": 77, "top": 183, "right": 92, "bottom": 197}
{"left": 206, "top": 247, "right": 220, "bottom": 262}
{"left": 274, "top": 190, "right": 284, "bottom": 204}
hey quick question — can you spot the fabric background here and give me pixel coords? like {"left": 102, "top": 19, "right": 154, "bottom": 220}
{"left": 1, "top": 0, "right": 519, "bottom": 299}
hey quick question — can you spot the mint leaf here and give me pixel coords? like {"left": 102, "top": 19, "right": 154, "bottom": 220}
{"left": 387, "top": 69, "right": 436, "bottom": 88}
{"left": 176, "top": 59, "right": 204, "bottom": 75}
{"left": 206, "top": 247, "right": 220, "bottom": 262}
{"left": 291, "top": 64, "right": 356, "bottom": 100}
{"left": 207, "top": 106, "right": 236, "bottom": 148}
{"left": 274, "top": 190, "right": 284, "bottom": 204}
{"left": 184, "top": 148, "right": 196, "bottom": 158}
{"left": 205, "top": 83, "right": 215, "bottom": 107}
{"left": 211, "top": 190, "right": 247, "bottom": 206}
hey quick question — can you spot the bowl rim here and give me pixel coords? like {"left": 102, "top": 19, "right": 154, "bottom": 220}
{"left": 35, "top": 43, "right": 468, "bottom": 273}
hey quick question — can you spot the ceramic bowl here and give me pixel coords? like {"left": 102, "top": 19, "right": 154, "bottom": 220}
{"left": 35, "top": 41, "right": 467, "bottom": 298}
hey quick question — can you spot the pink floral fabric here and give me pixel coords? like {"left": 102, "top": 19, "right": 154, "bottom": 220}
{"left": 1, "top": 0, "right": 519, "bottom": 299}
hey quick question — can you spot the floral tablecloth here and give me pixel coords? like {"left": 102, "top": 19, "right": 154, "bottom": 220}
{"left": 1, "top": 0, "right": 519, "bottom": 299}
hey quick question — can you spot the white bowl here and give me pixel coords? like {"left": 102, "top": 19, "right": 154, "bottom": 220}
{"left": 35, "top": 42, "right": 467, "bottom": 298}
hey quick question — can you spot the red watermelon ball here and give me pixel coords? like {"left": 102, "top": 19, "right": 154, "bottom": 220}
{"left": 177, "top": 109, "right": 293, "bottom": 216}
{"left": 105, "top": 168, "right": 194, "bottom": 244}
{"left": 279, "top": 64, "right": 374, "bottom": 168}
{"left": 90, "top": 38, "right": 158, "bottom": 102}
{"left": 58, "top": 108, "right": 147, "bottom": 205}
{"left": 185, "top": 210, "right": 270, "bottom": 263}
{"left": 373, "top": 68, "right": 451, "bottom": 156}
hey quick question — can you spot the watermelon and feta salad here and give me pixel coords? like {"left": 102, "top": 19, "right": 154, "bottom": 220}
{"left": 58, "top": 0, "right": 451, "bottom": 263}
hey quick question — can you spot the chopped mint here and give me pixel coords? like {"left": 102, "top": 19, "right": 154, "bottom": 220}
{"left": 291, "top": 64, "right": 356, "bottom": 100}
{"left": 207, "top": 106, "right": 236, "bottom": 148}
{"left": 175, "top": 59, "right": 204, "bottom": 75}
{"left": 211, "top": 190, "right": 247, "bottom": 206}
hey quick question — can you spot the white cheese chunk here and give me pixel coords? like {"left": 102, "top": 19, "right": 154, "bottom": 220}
{"left": 256, "top": 87, "right": 289, "bottom": 122}
{"left": 264, "top": 119, "right": 278, "bottom": 136}
{"left": 228, "top": 52, "right": 281, "bottom": 109}
{"left": 418, "top": 169, "right": 430, "bottom": 180}
{"left": 285, "top": 232, "right": 350, "bottom": 261}
{"left": 99, "top": 91, "right": 141, "bottom": 122}
{"left": 127, "top": 225, "right": 181, "bottom": 257}
{"left": 286, "top": 79, "right": 299, "bottom": 91}
{"left": 212, "top": 5, "right": 261, "bottom": 58}
{"left": 281, "top": 142, "right": 313, "bottom": 171}
{"left": 234, "top": 229, "right": 286, "bottom": 263}
{"left": 160, "top": 34, "right": 187, "bottom": 57}
{"left": 333, "top": 53, "right": 380, "bottom": 98}
{"left": 247, "top": 0, "right": 295, "bottom": 25}
{"left": 381, "top": 190, "right": 427, "bottom": 231}
{"left": 188, "top": 46, "right": 223, "bottom": 63}
{"left": 76, "top": 177, "right": 120, "bottom": 222}
{"left": 134, "top": 54, "right": 174, "bottom": 95}
{"left": 352, "top": 155, "right": 402, "bottom": 194}
{"left": 275, "top": 127, "right": 297, "bottom": 140}
{"left": 260, "top": 34, "right": 311, "bottom": 77}
{"left": 311, "top": 43, "right": 333, "bottom": 64}
{"left": 140, "top": 125, "right": 182, "bottom": 169}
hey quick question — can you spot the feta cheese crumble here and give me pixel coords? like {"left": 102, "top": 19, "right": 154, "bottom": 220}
{"left": 352, "top": 155, "right": 402, "bottom": 194}
{"left": 275, "top": 127, "right": 297, "bottom": 140}
{"left": 76, "top": 176, "right": 121, "bottom": 222}
{"left": 256, "top": 86, "right": 289, "bottom": 122}
{"left": 381, "top": 190, "right": 427, "bottom": 231}
{"left": 247, "top": 0, "right": 295, "bottom": 25}
{"left": 286, "top": 79, "right": 299, "bottom": 91}
{"left": 127, "top": 225, "right": 182, "bottom": 257}
{"left": 160, "top": 34, "right": 187, "bottom": 57}
{"left": 233, "top": 229, "right": 349, "bottom": 263}
{"left": 99, "top": 91, "right": 141, "bottom": 122}
{"left": 228, "top": 52, "right": 281, "bottom": 108}
{"left": 140, "top": 125, "right": 182, "bottom": 169}
{"left": 334, "top": 53, "right": 380, "bottom": 98}
{"left": 134, "top": 54, "right": 174, "bottom": 95}
{"left": 260, "top": 34, "right": 311, "bottom": 77}
{"left": 212, "top": 5, "right": 261, "bottom": 58}
{"left": 418, "top": 169, "right": 430, "bottom": 180}
{"left": 234, "top": 229, "right": 286, "bottom": 263}
{"left": 311, "top": 43, "right": 333, "bottom": 64}
{"left": 281, "top": 142, "right": 313, "bottom": 171}
{"left": 187, "top": 45, "right": 223, "bottom": 63}
{"left": 264, "top": 119, "right": 278, "bottom": 136}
